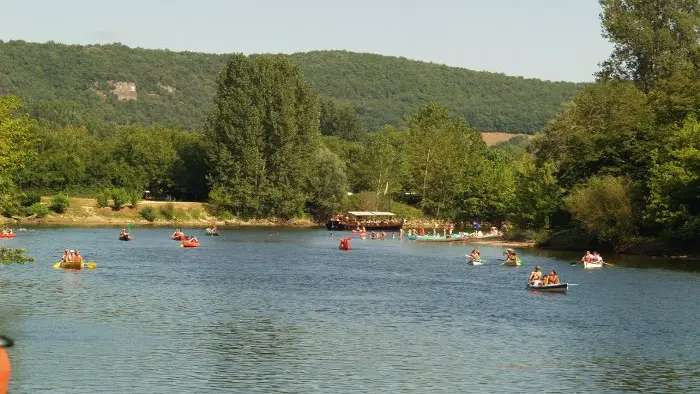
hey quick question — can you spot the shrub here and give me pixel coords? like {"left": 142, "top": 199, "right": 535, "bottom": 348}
{"left": 159, "top": 203, "right": 175, "bottom": 220}
{"left": 564, "top": 175, "right": 635, "bottom": 251}
{"left": 50, "top": 194, "right": 70, "bottom": 214}
{"left": 129, "top": 190, "right": 141, "bottom": 208}
{"left": 0, "top": 245, "right": 35, "bottom": 264}
{"left": 19, "top": 192, "right": 42, "bottom": 207}
{"left": 214, "top": 208, "right": 234, "bottom": 221}
{"left": 188, "top": 207, "right": 203, "bottom": 220}
{"left": 28, "top": 203, "right": 49, "bottom": 218}
{"left": 111, "top": 188, "right": 129, "bottom": 211}
{"left": 96, "top": 189, "right": 110, "bottom": 208}
{"left": 140, "top": 206, "right": 157, "bottom": 222}
{"left": 0, "top": 199, "right": 20, "bottom": 218}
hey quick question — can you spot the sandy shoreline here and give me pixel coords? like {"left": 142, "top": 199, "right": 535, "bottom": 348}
{"left": 4, "top": 215, "right": 321, "bottom": 228}
{"left": 4, "top": 216, "right": 535, "bottom": 247}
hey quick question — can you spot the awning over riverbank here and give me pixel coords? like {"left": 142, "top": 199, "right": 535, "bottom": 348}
{"left": 347, "top": 211, "right": 395, "bottom": 216}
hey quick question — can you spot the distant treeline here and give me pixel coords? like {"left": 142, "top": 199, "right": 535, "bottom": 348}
{"left": 0, "top": 40, "right": 584, "bottom": 133}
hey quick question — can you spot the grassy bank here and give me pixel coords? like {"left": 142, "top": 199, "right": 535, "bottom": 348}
{"left": 2, "top": 197, "right": 319, "bottom": 228}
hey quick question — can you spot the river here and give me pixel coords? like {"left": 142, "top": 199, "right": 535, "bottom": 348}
{"left": 1, "top": 228, "right": 698, "bottom": 393}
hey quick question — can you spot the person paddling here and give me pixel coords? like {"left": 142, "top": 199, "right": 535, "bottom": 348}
{"left": 528, "top": 266, "right": 543, "bottom": 285}
{"left": 542, "top": 270, "right": 559, "bottom": 285}
{"left": 581, "top": 250, "right": 593, "bottom": 263}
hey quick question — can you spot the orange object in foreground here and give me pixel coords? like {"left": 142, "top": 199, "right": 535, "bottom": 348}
{"left": 0, "top": 348, "right": 10, "bottom": 394}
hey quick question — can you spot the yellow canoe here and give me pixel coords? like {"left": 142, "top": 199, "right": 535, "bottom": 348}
{"left": 53, "top": 262, "right": 97, "bottom": 270}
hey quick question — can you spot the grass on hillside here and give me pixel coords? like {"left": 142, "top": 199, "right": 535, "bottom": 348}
{"left": 40, "top": 196, "right": 213, "bottom": 223}
{"left": 480, "top": 132, "right": 534, "bottom": 146}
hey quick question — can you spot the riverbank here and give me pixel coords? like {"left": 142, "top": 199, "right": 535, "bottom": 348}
{"left": 3, "top": 197, "right": 320, "bottom": 228}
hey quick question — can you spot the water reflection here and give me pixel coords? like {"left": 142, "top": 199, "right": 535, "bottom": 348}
{"left": 596, "top": 357, "right": 700, "bottom": 393}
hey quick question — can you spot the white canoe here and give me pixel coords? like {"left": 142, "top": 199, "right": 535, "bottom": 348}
{"left": 467, "top": 257, "right": 483, "bottom": 265}
{"left": 583, "top": 261, "right": 603, "bottom": 269}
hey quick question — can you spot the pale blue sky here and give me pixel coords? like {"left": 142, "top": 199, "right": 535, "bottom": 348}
{"left": 0, "top": 0, "right": 612, "bottom": 82}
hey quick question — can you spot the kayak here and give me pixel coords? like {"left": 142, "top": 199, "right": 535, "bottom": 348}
{"left": 502, "top": 258, "right": 522, "bottom": 266}
{"left": 527, "top": 282, "right": 568, "bottom": 293}
{"left": 171, "top": 234, "right": 187, "bottom": 240}
{"left": 467, "top": 257, "right": 483, "bottom": 265}
{"left": 119, "top": 235, "right": 132, "bottom": 241}
{"left": 182, "top": 239, "right": 200, "bottom": 248}
{"left": 413, "top": 234, "right": 470, "bottom": 242}
{"left": 53, "top": 262, "right": 97, "bottom": 270}
{"left": 205, "top": 232, "right": 219, "bottom": 236}
{"left": 0, "top": 234, "right": 16, "bottom": 239}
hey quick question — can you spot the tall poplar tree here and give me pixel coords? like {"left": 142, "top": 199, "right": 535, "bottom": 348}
{"left": 204, "top": 54, "right": 321, "bottom": 219}
{"left": 598, "top": 0, "right": 700, "bottom": 123}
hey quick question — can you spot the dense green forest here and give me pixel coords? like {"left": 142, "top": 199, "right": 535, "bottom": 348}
{"left": 0, "top": 40, "right": 584, "bottom": 133}
{"left": 0, "top": 0, "right": 698, "bottom": 256}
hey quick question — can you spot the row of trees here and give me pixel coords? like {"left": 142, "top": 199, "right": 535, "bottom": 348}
{"left": 0, "top": 0, "right": 698, "bottom": 254}
{"left": 521, "top": 0, "right": 700, "bottom": 251}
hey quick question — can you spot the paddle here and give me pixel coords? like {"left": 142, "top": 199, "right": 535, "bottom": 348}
{"left": 53, "top": 262, "right": 97, "bottom": 269}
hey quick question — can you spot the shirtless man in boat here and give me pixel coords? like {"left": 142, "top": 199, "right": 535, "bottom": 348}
{"left": 528, "top": 266, "right": 543, "bottom": 285}
{"left": 469, "top": 248, "right": 481, "bottom": 260}
{"left": 542, "top": 270, "right": 560, "bottom": 285}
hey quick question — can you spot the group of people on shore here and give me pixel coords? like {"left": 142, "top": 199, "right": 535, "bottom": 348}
{"left": 528, "top": 266, "right": 560, "bottom": 286}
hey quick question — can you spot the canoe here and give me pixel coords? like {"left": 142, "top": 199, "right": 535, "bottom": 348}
{"left": 468, "top": 257, "right": 483, "bottom": 265}
{"left": 583, "top": 261, "right": 603, "bottom": 269}
{"left": 53, "top": 262, "right": 97, "bottom": 270}
{"left": 414, "top": 234, "right": 470, "bottom": 242}
{"left": 182, "top": 240, "right": 200, "bottom": 248}
{"left": 527, "top": 282, "right": 568, "bottom": 293}
{"left": 0, "top": 337, "right": 10, "bottom": 394}
{"left": 502, "top": 259, "right": 522, "bottom": 266}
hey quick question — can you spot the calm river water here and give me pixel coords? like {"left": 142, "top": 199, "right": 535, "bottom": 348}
{"left": 1, "top": 228, "right": 698, "bottom": 393}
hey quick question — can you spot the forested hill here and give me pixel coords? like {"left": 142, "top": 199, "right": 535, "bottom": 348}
{"left": 0, "top": 40, "right": 586, "bottom": 133}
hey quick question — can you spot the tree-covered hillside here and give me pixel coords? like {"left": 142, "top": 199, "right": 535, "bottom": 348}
{"left": 0, "top": 41, "right": 585, "bottom": 133}
{"left": 289, "top": 51, "right": 585, "bottom": 132}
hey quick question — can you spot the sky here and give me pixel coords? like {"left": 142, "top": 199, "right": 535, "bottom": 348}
{"left": 0, "top": 0, "right": 613, "bottom": 82}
